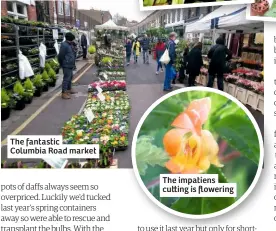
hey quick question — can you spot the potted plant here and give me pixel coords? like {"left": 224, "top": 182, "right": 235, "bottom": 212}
{"left": 1, "top": 88, "right": 11, "bottom": 120}
{"left": 48, "top": 59, "right": 60, "bottom": 74}
{"left": 87, "top": 45, "right": 96, "bottom": 63}
{"left": 45, "top": 63, "right": 51, "bottom": 72}
{"left": 48, "top": 68, "right": 57, "bottom": 87}
{"left": 67, "top": 162, "right": 82, "bottom": 168}
{"left": 82, "top": 160, "right": 97, "bottom": 168}
{"left": 13, "top": 81, "right": 25, "bottom": 110}
{"left": 32, "top": 74, "right": 44, "bottom": 97}
{"left": 41, "top": 70, "right": 50, "bottom": 91}
{"left": 23, "top": 78, "right": 34, "bottom": 104}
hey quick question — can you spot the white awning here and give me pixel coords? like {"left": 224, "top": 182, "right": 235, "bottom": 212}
{"left": 95, "top": 19, "right": 128, "bottom": 31}
{"left": 217, "top": 9, "right": 264, "bottom": 33}
{"left": 185, "top": 5, "right": 247, "bottom": 33}
{"left": 165, "top": 20, "right": 185, "bottom": 28}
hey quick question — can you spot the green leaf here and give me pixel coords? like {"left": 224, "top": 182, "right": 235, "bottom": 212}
{"left": 171, "top": 165, "right": 235, "bottom": 215}
{"left": 212, "top": 115, "right": 260, "bottom": 165}
{"left": 136, "top": 135, "right": 169, "bottom": 176}
{"left": 142, "top": 165, "right": 178, "bottom": 207}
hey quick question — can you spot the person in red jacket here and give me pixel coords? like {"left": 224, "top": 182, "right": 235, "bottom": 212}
{"left": 155, "top": 38, "right": 166, "bottom": 75}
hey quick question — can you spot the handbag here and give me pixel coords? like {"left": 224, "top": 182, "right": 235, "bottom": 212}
{"left": 160, "top": 42, "right": 171, "bottom": 65}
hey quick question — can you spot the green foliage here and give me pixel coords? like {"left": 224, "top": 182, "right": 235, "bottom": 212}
{"left": 13, "top": 81, "right": 25, "bottom": 97}
{"left": 1, "top": 88, "right": 10, "bottom": 108}
{"left": 32, "top": 74, "right": 44, "bottom": 88}
{"left": 171, "top": 165, "right": 235, "bottom": 215}
{"left": 136, "top": 135, "right": 169, "bottom": 176}
{"left": 146, "top": 28, "right": 167, "bottom": 37}
{"left": 88, "top": 45, "right": 96, "bottom": 54}
{"left": 45, "top": 63, "right": 51, "bottom": 72}
{"left": 23, "top": 78, "right": 34, "bottom": 99}
{"left": 42, "top": 70, "right": 50, "bottom": 83}
{"left": 175, "top": 39, "right": 187, "bottom": 71}
{"left": 48, "top": 68, "right": 57, "bottom": 81}
{"left": 212, "top": 115, "right": 260, "bottom": 165}
{"left": 137, "top": 90, "right": 261, "bottom": 215}
{"left": 47, "top": 58, "right": 60, "bottom": 70}
{"left": 101, "top": 57, "right": 113, "bottom": 64}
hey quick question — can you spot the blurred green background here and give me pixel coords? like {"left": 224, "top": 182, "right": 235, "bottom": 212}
{"left": 136, "top": 90, "right": 260, "bottom": 215}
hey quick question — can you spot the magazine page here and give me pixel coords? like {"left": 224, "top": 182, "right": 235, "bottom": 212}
{"left": 0, "top": 0, "right": 274, "bottom": 230}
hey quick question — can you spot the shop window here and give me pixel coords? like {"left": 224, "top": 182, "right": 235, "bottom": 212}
{"left": 17, "top": 4, "right": 24, "bottom": 14}
{"left": 65, "top": 0, "right": 70, "bottom": 16}
{"left": 58, "top": 0, "right": 64, "bottom": 15}
{"left": 177, "top": 9, "right": 181, "bottom": 21}
{"left": 7, "top": 2, "right": 27, "bottom": 19}
{"left": 188, "top": 9, "right": 191, "bottom": 18}
{"left": 196, "top": 8, "right": 200, "bottom": 16}
{"left": 7, "top": 2, "right": 13, "bottom": 12}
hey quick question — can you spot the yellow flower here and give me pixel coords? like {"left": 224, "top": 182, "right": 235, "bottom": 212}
{"left": 120, "top": 136, "right": 126, "bottom": 142}
{"left": 76, "top": 130, "right": 83, "bottom": 137}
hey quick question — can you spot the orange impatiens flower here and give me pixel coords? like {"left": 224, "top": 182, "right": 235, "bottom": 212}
{"left": 163, "top": 97, "right": 223, "bottom": 174}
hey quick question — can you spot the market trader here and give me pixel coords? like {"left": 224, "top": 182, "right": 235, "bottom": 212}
{"left": 58, "top": 32, "right": 77, "bottom": 100}
{"left": 81, "top": 32, "right": 88, "bottom": 59}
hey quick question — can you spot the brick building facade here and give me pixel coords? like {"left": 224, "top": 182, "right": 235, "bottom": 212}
{"left": 1, "top": 0, "right": 112, "bottom": 31}
{"left": 1, "top": 0, "right": 37, "bottom": 20}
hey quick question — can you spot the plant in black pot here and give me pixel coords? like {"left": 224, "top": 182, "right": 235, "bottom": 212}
{"left": 32, "top": 74, "right": 44, "bottom": 97}
{"left": 48, "top": 68, "right": 57, "bottom": 87}
{"left": 41, "top": 70, "right": 50, "bottom": 91}
{"left": 12, "top": 81, "right": 26, "bottom": 111}
{"left": 1, "top": 88, "right": 11, "bottom": 121}
{"left": 23, "top": 78, "right": 34, "bottom": 104}
{"left": 48, "top": 58, "right": 60, "bottom": 74}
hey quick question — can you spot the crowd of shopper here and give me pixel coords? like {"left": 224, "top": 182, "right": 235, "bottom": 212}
{"left": 124, "top": 32, "right": 232, "bottom": 92}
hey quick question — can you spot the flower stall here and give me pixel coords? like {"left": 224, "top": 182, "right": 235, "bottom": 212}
{"left": 1, "top": 16, "right": 61, "bottom": 121}
{"left": 196, "top": 34, "right": 264, "bottom": 114}
{"left": 57, "top": 25, "right": 130, "bottom": 169}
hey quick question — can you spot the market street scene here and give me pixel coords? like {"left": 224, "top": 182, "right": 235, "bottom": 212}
{"left": 1, "top": 1, "right": 264, "bottom": 168}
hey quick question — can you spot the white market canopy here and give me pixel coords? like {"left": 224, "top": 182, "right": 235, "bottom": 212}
{"left": 216, "top": 8, "right": 264, "bottom": 33}
{"left": 95, "top": 19, "right": 128, "bottom": 31}
{"left": 185, "top": 5, "right": 247, "bottom": 33}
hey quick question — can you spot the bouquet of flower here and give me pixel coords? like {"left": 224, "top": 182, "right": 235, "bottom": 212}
{"left": 224, "top": 74, "right": 239, "bottom": 84}
{"left": 88, "top": 80, "right": 126, "bottom": 92}
{"left": 236, "top": 78, "right": 254, "bottom": 91}
{"left": 244, "top": 71, "right": 263, "bottom": 82}
{"left": 252, "top": 82, "right": 264, "bottom": 95}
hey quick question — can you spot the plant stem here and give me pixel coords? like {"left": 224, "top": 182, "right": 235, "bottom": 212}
{"left": 221, "top": 151, "right": 241, "bottom": 163}
{"left": 146, "top": 177, "right": 160, "bottom": 189}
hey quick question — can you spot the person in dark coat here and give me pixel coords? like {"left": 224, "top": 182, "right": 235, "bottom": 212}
{"left": 58, "top": 32, "right": 76, "bottom": 99}
{"left": 141, "top": 34, "right": 150, "bottom": 64}
{"left": 155, "top": 38, "right": 165, "bottom": 74}
{"left": 81, "top": 33, "right": 87, "bottom": 59}
{"left": 178, "top": 44, "right": 189, "bottom": 84}
{"left": 207, "top": 37, "right": 232, "bottom": 91}
{"left": 164, "top": 32, "right": 177, "bottom": 91}
{"left": 187, "top": 42, "right": 203, "bottom": 87}
{"left": 125, "top": 39, "right": 132, "bottom": 65}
